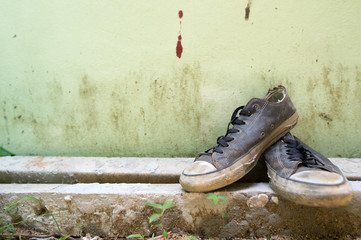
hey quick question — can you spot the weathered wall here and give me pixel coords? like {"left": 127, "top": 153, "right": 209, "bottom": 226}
{"left": 1, "top": 0, "right": 360, "bottom": 157}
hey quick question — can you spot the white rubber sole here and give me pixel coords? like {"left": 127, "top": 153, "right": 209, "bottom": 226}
{"left": 179, "top": 112, "right": 299, "bottom": 192}
{"left": 266, "top": 164, "right": 353, "bottom": 207}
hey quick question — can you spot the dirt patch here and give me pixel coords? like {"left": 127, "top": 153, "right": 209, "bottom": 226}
{"left": 4, "top": 229, "right": 361, "bottom": 240}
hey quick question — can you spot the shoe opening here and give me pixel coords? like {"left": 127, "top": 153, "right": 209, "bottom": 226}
{"left": 267, "top": 87, "right": 286, "bottom": 103}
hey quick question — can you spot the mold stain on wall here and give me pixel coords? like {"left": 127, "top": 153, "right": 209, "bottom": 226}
{"left": 0, "top": 72, "right": 107, "bottom": 156}
{"left": 78, "top": 74, "right": 99, "bottom": 131}
{"left": 105, "top": 62, "right": 206, "bottom": 157}
{"left": 1, "top": 101, "right": 10, "bottom": 145}
{"left": 298, "top": 64, "right": 361, "bottom": 157}
{"left": 1, "top": 63, "right": 360, "bottom": 158}
{"left": 245, "top": 0, "right": 252, "bottom": 21}
{"left": 256, "top": 64, "right": 361, "bottom": 158}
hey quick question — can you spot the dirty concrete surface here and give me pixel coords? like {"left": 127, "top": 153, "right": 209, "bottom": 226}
{"left": 0, "top": 182, "right": 360, "bottom": 239}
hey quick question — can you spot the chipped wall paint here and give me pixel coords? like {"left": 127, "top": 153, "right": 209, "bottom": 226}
{"left": 0, "top": 0, "right": 361, "bottom": 157}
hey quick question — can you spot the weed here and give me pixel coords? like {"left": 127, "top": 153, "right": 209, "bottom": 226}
{"left": 183, "top": 235, "right": 197, "bottom": 239}
{"left": 127, "top": 200, "right": 175, "bottom": 239}
{"left": 58, "top": 236, "right": 70, "bottom": 240}
{"left": 0, "top": 147, "right": 14, "bottom": 157}
{"left": 207, "top": 193, "right": 229, "bottom": 229}
{"left": 349, "top": 208, "right": 361, "bottom": 218}
{"left": 127, "top": 233, "right": 146, "bottom": 239}
{"left": 0, "top": 196, "right": 64, "bottom": 240}
{"left": 147, "top": 200, "right": 175, "bottom": 239}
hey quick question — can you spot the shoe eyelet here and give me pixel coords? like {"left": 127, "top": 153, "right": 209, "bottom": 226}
{"left": 271, "top": 124, "right": 274, "bottom": 129}
{"left": 253, "top": 104, "right": 259, "bottom": 110}
{"left": 261, "top": 132, "right": 265, "bottom": 137}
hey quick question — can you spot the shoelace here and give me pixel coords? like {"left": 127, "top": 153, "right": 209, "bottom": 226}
{"left": 283, "top": 138, "right": 324, "bottom": 167}
{"left": 206, "top": 105, "right": 256, "bottom": 154}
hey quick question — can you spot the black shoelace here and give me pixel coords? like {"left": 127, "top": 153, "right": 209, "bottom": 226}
{"left": 206, "top": 105, "right": 256, "bottom": 154}
{"left": 283, "top": 138, "right": 324, "bottom": 167}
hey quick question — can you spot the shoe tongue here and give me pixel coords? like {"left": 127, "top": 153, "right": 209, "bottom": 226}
{"left": 195, "top": 152, "right": 215, "bottom": 166}
{"left": 282, "top": 132, "right": 294, "bottom": 140}
{"left": 264, "top": 85, "right": 286, "bottom": 102}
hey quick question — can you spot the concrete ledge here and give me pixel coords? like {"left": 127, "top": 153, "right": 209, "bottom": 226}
{"left": 1, "top": 156, "right": 360, "bottom": 238}
{"left": 0, "top": 182, "right": 360, "bottom": 238}
{"left": 1, "top": 156, "right": 360, "bottom": 184}
{"left": 330, "top": 158, "right": 361, "bottom": 181}
{"left": 0, "top": 156, "right": 192, "bottom": 183}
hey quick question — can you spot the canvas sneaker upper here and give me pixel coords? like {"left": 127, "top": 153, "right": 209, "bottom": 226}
{"left": 180, "top": 86, "right": 298, "bottom": 192}
{"left": 264, "top": 133, "right": 353, "bottom": 207}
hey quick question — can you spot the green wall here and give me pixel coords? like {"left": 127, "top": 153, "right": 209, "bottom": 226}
{"left": 1, "top": 1, "right": 361, "bottom": 157}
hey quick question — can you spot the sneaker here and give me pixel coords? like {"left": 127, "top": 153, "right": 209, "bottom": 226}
{"left": 179, "top": 86, "right": 298, "bottom": 192}
{"left": 264, "top": 133, "right": 353, "bottom": 207}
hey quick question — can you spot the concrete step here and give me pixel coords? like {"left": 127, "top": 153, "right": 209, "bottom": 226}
{"left": 0, "top": 182, "right": 360, "bottom": 238}
{"left": 0, "top": 156, "right": 360, "bottom": 238}
{"left": 1, "top": 156, "right": 360, "bottom": 184}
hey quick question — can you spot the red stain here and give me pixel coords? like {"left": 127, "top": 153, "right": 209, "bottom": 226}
{"left": 176, "top": 10, "right": 183, "bottom": 58}
{"left": 176, "top": 35, "right": 183, "bottom": 58}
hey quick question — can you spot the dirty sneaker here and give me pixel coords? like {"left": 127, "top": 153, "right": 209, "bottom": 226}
{"left": 264, "top": 133, "right": 353, "bottom": 207}
{"left": 179, "top": 86, "right": 298, "bottom": 192}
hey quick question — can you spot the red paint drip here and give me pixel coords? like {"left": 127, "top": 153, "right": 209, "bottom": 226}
{"left": 176, "top": 35, "right": 183, "bottom": 58}
{"left": 176, "top": 10, "right": 183, "bottom": 58}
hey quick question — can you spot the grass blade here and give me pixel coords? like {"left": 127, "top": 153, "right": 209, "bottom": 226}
{"left": 50, "top": 213, "right": 62, "bottom": 236}
{"left": 350, "top": 209, "right": 361, "bottom": 218}
{"left": 3, "top": 223, "right": 16, "bottom": 240}
{"left": 0, "top": 147, "right": 14, "bottom": 157}
{"left": 6, "top": 206, "right": 19, "bottom": 215}
{"left": 0, "top": 196, "right": 41, "bottom": 226}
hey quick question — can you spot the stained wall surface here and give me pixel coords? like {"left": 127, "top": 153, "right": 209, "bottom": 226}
{"left": 1, "top": 1, "right": 360, "bottom": 157}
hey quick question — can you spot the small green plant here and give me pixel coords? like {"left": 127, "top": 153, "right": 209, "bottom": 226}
{"left": 183, "top": 235, "right": 197, "bottom": 239}
{"left": 0, "top": 196, "right": 41, "bottom": 239}
{"left": 207, "top": 193, "right": 229, "bottom": 229}
{"left": 0, "top": 196, "right": 64, "bottom": 240}
{"left": 0, "top": 147, "right": 15, "bottom": 157}
{"left": 126, "top": 200, "right": 175, "bottom": 239}
{"left": 147, "top": 200, "right": 175, "bottom": 239}
{"left": 58, "top": 236, "right": 70, "bottom": 240}
{"left": 126, "top": 233, "right": 147, "bottom": 239}
{"left": 349, "top": 208, "right": 361, "bottom": 219}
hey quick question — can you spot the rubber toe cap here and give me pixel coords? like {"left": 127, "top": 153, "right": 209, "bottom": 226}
{"left": 183, "top": 161, "right": 217, "bottom": 175}
{"left": 290, "top": 171, "right": 344, "bottom": 185}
